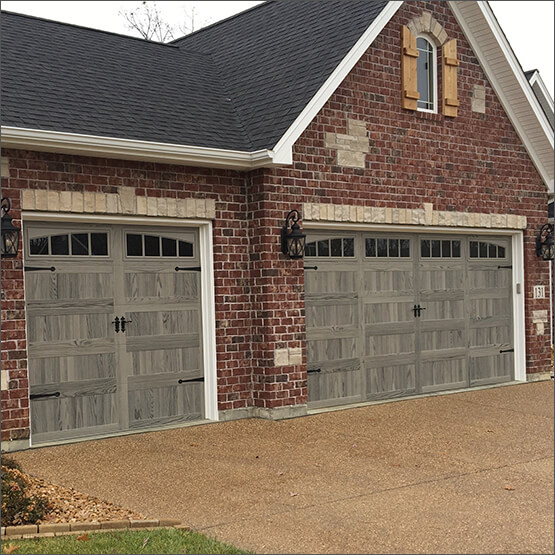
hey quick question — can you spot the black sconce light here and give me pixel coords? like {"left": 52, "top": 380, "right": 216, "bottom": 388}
{"left": 536, "top": 223, "right": 554, "bottom": 261}
{"left": 281, "top": 209, "right": 306, "bottom": 259}
{"left": 1, "top": 197, "right": 21, "bottom": 258}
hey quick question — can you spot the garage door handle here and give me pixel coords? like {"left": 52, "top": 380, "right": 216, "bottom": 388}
{"left": 307, "top": 368, "right": 321, "bottom": 374}
{"left": 120, "top": 316, "right": 132, "bottom": 333}
{"left": 178, "top": 377, "right": 205, "bottom": 384}
{"left": 499, "top": 348, "right": 514, "bottom": 353}
{"left": 175, "top": 266, "right": 201, "bottom": 272}
{"left": 304, "top": 266, "right": 318, "bottom": 270}
{"left": 24, "top": 266, "right": 56, "bottom": 272}
{"left": 30, "top": 392, "right": 60, "bottom": 400}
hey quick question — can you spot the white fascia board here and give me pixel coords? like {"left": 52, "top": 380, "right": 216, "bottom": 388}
{"left": 272, "top": 1, "right": 404, "bottom": 164}
{"left": 527, "top": 71, "right": 554, "bottom": 115}
{"left": 449, "top": 1, "right": 554, "bottom": 193}
{"left": 1, "top": 126, "right": 276, "bottom": 170}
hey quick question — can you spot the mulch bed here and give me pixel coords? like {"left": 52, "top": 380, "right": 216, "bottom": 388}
{"left": 23, "top": 472, "right": 145, "bottom": 524}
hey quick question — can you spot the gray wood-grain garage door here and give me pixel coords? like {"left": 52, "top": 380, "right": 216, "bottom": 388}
{"left": 305, "top": 232, "right": 513, "bottom": 409}
{"left": 25, "top": 223, "right": 204, "bottom": 444}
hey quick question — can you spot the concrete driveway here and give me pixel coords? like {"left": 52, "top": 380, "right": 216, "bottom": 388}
{"left": 12, "top": 381, "right": 554, "bottom": 554}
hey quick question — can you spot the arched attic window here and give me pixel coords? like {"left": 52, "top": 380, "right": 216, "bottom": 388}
{"left": 416, "top": 35, "right": 437, "bottom": 112}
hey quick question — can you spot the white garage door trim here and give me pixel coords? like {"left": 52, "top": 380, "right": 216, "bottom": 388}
{"left": 22, "top": 211, "right": 219, "bottom": 422}
{"left": 304, "top": 221, "right": 526, "bottom": 383}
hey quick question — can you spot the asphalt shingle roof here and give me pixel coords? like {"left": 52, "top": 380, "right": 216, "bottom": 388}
{"left": 1, "top": 1, "right": 389, "bottom": 151}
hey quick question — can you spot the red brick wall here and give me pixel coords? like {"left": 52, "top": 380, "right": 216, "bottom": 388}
{"left": 1, "top": 1, "right": 551, "bottom": 441}
{"left": 252, "top": 0, "right": 552, "bottom": 389}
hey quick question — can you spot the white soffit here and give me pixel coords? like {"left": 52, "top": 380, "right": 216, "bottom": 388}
{"left": 449, "top": 1, "right": 554, "bottom": 193}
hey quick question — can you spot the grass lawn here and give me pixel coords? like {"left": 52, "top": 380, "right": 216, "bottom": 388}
{"left": 2, "top": 528, "right": 250, "bottom": 554}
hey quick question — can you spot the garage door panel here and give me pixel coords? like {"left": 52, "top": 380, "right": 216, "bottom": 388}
{"left": 25, "top": 272, "right": 113, "bottom": 301}
{"left": 306, "top": 300, "right": 358, "bottom": 329}
{"left": 364, "top": 301, "right": 414, "bottom": 324}
{"left": 418, "top": 268, "right": 464, "bottom": 293}
{"left": 307, "top": 366, "right": 361, "bottom": 407}
{"left": 420, "top": 326, "right": 465, "bottom": 351}
{"left": 131, "top": 347, "right": 201, "bottom": 377}
{"left": 29, "top": 353, "right": 116, "bottom": 385}
{"left": 363, "top": 269, "right": 414, "bottom": 295}
{"left": 26, "top": 298, "right": 114, "bottom": 316}
{"left": 307, "top": 336, "right": 357, "bottom": 361}
{"left": 28, "top": 313, "right": 111, "bottom": 342}
{"left": 31, "top": 390, "right": 119, "bottom": 436}
{"left": 470, "top": 323, "right": 512, "bottom": 347}
{"left": 470, "top": 352, "right": 513, "bottom": 384}
{"left": 124, "top": 272, "right": 199, "bottom": 303}
{"left": 364, "top": 331, "right": 415, "bottom": 357}
{"left": 366, "top": 364, "right": 416, "bottom": 398}
{"left": 421, "top": 357, "right": 467, "bottom": 392}
{"left": 128, "top": 382, "right": 203, "bottom": 428}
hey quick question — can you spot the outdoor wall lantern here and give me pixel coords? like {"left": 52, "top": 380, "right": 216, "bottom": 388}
{"left": 1, "top": 197, "right": 21, "bottom": 258}
{"left": 535, "top": 223, "right": 554, "bottom": 261}
{"left": 281, "top": 209, "right": 306, "bottom": 259}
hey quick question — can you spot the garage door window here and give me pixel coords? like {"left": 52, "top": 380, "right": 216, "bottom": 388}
{"left": 126, "top": 233, "right": 194, "bottom": 257}
{"left": 29, "top": 232, "right": 109, "bottom": 256}
{"left": 365, "top": 238, "right": 410, "bottom": 258}
{"left": 421, "top": 239, "right": 461, "bottom": 258}
{"left": 305, "top": 237, "right": 355, "bottom": 257}
{"left": 469, "top": 241, "right": 506, "bottom": 259}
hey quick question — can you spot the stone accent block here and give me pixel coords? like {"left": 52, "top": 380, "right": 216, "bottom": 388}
{"left": 71, "top": 192, "right": 84, "bottom": 213}
{"left": 129, "top": 519, "right": 159, "bottom": 529}
{"left": 6, "top": 524, "right": 37, "bottom": 536}
{"left": 1, "top": 157, "right": 9, "bottom": 178}
{"left": 274, "top": 348, "right": 290, "bottom": 367}
{"left": 69, "top": 522, "right": 102, "bottom": 532}
{"left": 289, "top": 347, "right": 302, "bottom": 366}
{"left": 471, "top": 85, "right": 486, "bottom": 113}
{"left": 326, "top": 118, "right": 369, "bottom": 168}
{"left": 100, "top": 520, "right": 130, "bottom": 530}
{"left": 39, "top": 523, "right": 70, "bottom": 534}
{"left": 303, "top": 202, "right": 527, "bottom": 230}
{"left": 35, "top": 190, "right": 48, "bottom": 211}
{"left": 407, "top": 11, "right": 448, "bottom": 44}
{"left": 18, "top": 187, "right": 216, "bottom": 221}
{"left": 22, "top": 189, "right": 35, "bottom": 210}
{"left": 1, "top": 526, "right": 5, "bottom": 536}
{"left": 1, "top": 369, "right": 8, "bottom": 391}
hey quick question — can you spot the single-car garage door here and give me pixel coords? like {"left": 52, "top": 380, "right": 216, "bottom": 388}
{"left": 305, "top": 232, "right": 513, "bottom": 409}
{"left": 24, "top": 223, "right": 204, "bottom": 444}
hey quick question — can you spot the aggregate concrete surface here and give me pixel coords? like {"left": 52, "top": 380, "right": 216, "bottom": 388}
{"left": 12, "top": 381, "right": 554, "bottom": 554}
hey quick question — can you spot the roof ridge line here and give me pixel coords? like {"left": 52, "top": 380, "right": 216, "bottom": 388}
{"left": 169, "top": 0, "right": 271, "bottom": 46}
{"left": 0, "top": 10, "right": 178, "bottom": 48}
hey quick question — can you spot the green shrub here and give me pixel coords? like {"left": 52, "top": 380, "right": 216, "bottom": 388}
{"left": 1, "top": 460, "right": 50, "bottom": 526}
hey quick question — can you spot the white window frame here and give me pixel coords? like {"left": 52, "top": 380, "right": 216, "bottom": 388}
{"left": 416, "top": 34, "right": 438, "bottom": 114}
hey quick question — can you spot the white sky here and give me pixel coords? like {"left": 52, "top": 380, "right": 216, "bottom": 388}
{"left": 1, "top": 1, "right": 554, "bottom": 97}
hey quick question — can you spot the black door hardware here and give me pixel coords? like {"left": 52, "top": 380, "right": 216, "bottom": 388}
{"left": 412, "top": 304, "right": 427, "bottom": 317}
{"left": 307, "top": 368, "right": 321, "bottom": 374}
{"left": 304, "top": 266, "right": 318, "bottom": 270}
{"left": 497, "top": 265, "right": 512, "bottom": 269}
{"left": 178, "top": 377, "right": 205, "bottom": 384}
{"left": 175, "top": 266, "right": 201, "bottom": 272}
{"left": 112, "top": 317, "right": 120, "bottom": 333}
{"left": 120, "top": 316, "right": 132, "bottom": 333}
{"left": 24, "top": 266, "right": 55, "bottom": 272}
{"left": 30, "top": 392, "right": 60, "bottom": 400}
{"left": 499, "top": 348, "right": 514, "bottom": 353}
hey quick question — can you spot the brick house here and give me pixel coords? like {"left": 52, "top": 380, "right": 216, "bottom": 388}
{"left": 1, "top": 1, "right": 553, "bottom": 451}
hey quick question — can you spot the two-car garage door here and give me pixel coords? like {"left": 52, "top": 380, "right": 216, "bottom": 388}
{"left": 305, "top": 231, "right": 514, "bottom": 409}
{"left": 25, "top": 223, "right": 204, "bottom": 444}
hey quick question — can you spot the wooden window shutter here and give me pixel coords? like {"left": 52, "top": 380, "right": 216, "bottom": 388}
{"left": 401, "top": 26, "right": 419, "bottom": 110}
{"left": 442, "top": 39, "right": 460, "bottom": 117}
